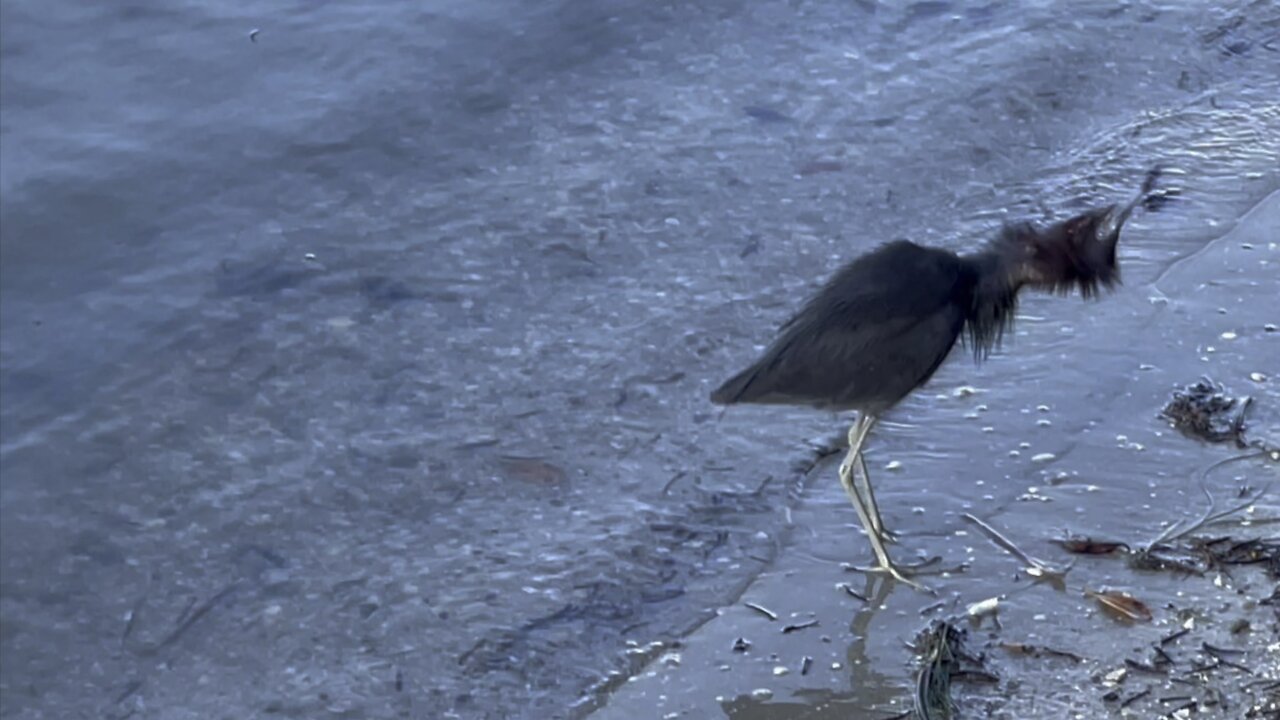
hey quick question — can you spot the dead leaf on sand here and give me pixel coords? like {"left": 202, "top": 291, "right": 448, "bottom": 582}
{"left": 1085, "top": 588, "right": 1153, "bottom": 623}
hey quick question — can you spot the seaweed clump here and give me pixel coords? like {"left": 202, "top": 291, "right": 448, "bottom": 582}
{"left": 1161, "top": 379, "right": 1251, "bottom": 447}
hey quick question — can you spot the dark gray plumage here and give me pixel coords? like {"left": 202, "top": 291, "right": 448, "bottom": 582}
{"left": 711, "top": 170, "right": 1161, "bottom": 589}
{"left": 711, "top": 204, "right": 1125, "bottom": 414}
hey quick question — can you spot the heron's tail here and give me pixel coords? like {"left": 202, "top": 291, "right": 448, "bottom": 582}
{"left": 709, "top": 366, "right": 758, "bottom": 405}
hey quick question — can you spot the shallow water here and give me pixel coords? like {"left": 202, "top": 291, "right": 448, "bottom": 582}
{"left": 2, "top": 1, "right": 1279, "bottom": 718}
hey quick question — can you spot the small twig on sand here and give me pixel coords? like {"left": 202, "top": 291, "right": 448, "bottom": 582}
{"left": 962, "top": 513, "right": 1072, "bottom": 579}
{"left": 1120, "top": 688, "right": 1151, "bottom": 708}
{"left": 136, "top": 583, "right": 241, "bottom": 657}
{"left": 840, "top": 583, "right": 869, "bottom": 603}
{"left": 744, "top": 602, "right": 778, "bottom": 621}
{"left": 1162, "top": 700, "right": 1198, "bottom": 718}
{"left": 782, "top": 619, "right": 819, "bottom": 634}
{"left": 120, "top": 596, "right": 144, "bottom": 650}
{"left": 661, "top": 471, "right": 687, "bottom": 495}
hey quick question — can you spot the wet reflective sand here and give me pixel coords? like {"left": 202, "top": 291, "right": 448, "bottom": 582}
{"left": 2, "top": 1, "right": 1278, "bottom": 718}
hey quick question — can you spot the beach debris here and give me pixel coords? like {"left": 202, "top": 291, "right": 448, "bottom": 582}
{"left": 839, "top": 583, "right": 869, "bottom": 603}
{"left": 744, "top": 602, "right": 777, "bottom": 621}
{"left": 963, "top": 513, "right": 1072, "bottom": 579}
{"left": 1085, "top": 588, "right": 1153, "bottom": 623}
{"left": 1199, "top": 642, "right": 1253, "bottom": 674}
{"left": 1053, "top": 535, "right": 1129, "bottom": 555}
{"left": 781, "top": 619, "right": 819, "bottom": 634}
{"left": 742, "top": 105, "right": 791, "bottom": 123}
{"left": 998, "top": 641, "right": 1084, "bottom": 663}
{"left": 966, "top": 596, "right": 1000, "bottom": 621}
{"left": 731, "top": 637, "right": 752, "bottom": 653}
{"left": 912, "top": 621, "right": 989, "bottom": 720}
{"left": 497, "top": 456, "right": 568, "bottom": 484}
{"left": 1161, "top": 378, "right": 1251, "bottom": 447}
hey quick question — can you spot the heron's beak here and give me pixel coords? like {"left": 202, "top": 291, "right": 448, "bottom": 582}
{"left": 1095, "top": 204, "right": 1126, "bottom": 245}
{"left": 1095, "top": 188, "right": 1147, "bottom": 245}
{"left": 1096, "top": 166, "right": 1164, "bottom": 244}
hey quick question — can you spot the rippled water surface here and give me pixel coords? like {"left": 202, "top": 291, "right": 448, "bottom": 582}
{"left": 2, "top": 1, "right": 1278, "bottom": 718}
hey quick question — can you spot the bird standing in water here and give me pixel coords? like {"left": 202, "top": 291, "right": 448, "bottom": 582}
{"left": 711, "top": 172, "right": 1160, "bottom": 589}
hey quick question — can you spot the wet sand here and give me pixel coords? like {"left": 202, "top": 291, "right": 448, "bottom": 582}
{"left": 590, "top": 192, "right": 1279, "bottom": 718}
{"left": 3, "top": 3, "right": 1278, "bottom": 719}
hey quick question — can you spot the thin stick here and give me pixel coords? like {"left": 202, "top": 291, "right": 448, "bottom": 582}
{"left": 962, "top": 513, "right": 1071, "bottom": 578}
{"left": 661, "top": 471, "right": 687, "bottom": 495}
{"left": 744, "top": 602, "right": 778, "bottom": 621}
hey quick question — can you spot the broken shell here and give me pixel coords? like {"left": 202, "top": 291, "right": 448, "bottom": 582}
{"left": 967, "top": 597, "right": 1000, "bottom": 617}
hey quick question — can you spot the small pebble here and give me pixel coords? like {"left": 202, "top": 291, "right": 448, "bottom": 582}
{"left": 1221, "top": 331, "right": 1237, "bottom": 340}
{"left": 885, "top": 460, "right": 903, "bottom": 471}
{"left": 773, "top": 666, "right": 789, "bottom": 676}
{"left": 1104, "top": 667, "right": 1127, "bottom": 685}
{"left": 1030, "top": 453, "right": 1055, "bottom": 463}
{"left": 750, "top": 688, "right": 773, "bottom": 700}
{"left": 1250, "top": 372, "right": 1268, "bottom": 383}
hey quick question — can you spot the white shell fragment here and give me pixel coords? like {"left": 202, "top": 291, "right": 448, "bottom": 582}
{"left": 967, "top": 596, "right": 1000, "bottom": 618}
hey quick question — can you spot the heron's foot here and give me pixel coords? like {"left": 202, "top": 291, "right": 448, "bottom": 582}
{"left": 845, "top": 555, "right": 947, "bottom": 594}
{"left": 866, "top": 561, "right": 935, "bottom": 594}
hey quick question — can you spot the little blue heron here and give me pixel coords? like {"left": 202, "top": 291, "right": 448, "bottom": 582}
{"left": 712, "top": 173, "right": 1160, "bottom": 588}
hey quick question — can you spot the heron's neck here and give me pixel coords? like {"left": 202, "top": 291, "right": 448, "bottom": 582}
{"left": 962, "top": 243, "right": 1025, "bottom": 360}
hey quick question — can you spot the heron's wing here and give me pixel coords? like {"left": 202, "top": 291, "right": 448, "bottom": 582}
{"left": 713, "top": 242, "right": 971, "bottom": 408}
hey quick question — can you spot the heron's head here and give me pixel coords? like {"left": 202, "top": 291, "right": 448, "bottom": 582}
{"left": 1007, "top": 205, "right": 1125, "bottom": 297}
